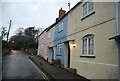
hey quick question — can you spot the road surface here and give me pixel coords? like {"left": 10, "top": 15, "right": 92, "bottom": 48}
{"left": 2, "top": 50, "right": 45, "bottom": 79}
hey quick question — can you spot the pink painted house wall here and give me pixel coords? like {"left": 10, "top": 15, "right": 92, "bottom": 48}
{"left": 37, "top": 29, "right": 48, "bottom": 60}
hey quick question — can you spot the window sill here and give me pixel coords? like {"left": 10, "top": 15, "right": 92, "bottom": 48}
{"left": 56, "top": 55, "right": 62, "bottom": 56}
{"left": 81, "top": 11, "right": 95, "bottom": 20}
{"left": 80, "top": 55, "right": 95, "bottom": 58}
{"left": 58, "top": 30, "right": 63, "bottom": 33}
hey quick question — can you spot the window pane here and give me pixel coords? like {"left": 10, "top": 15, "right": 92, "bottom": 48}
{"left": 83, "top": 3, "right": 87, "bottom": 17}
{"left": 82, "top": 39, "right": 87, "bottom": 55}
{"left": 88, "top": 2, "right": 94, "bottom": 13}
{"left": 57, "top": 44, "right": 62, "bottom": 55}
{"left": 89, "top": 37, "right": 94, "bottom": 55}
{"left": 57, "top": 45, "right": 59, "bottom": 54}
{"left": 82, "top": 35, "right": 94, "bottom": 56}
{"left": 60, "top": 44, "right": 62, "bottom": 55}
{"left": 88, "top": 38, "right": 91, "bottom": 55}
{"left": 59, "top": 23, "right": 63, "bottom": 32}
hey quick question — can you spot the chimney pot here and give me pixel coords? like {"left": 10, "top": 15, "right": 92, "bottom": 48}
{"left": 55, "top": 8, "right": 66, "bottom": 22}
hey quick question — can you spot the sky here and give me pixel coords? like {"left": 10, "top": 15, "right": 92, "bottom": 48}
{"left": 1, "top": 0, "right": 80, "bottom": 40}
{"left": 1, "top": 0, "right": 119, "bottom": 40}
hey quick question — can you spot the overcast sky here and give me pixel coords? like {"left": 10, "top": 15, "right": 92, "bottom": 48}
{"left": 1, "top": 0, "right": 80, "bottom": 39}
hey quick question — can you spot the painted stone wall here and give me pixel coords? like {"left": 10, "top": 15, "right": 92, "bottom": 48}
{"left": 67, "top": 2, "right": 118, "bottom": 79}
{"left": 54, "top": 15, "right": 68, "bottom": 64}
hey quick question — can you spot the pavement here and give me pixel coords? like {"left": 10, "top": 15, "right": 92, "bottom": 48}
{"left": 29, "top": 55, "right": 91, "bottom": 81}
{"left": 2, "top": 51, "right": 46, "bottom": 80}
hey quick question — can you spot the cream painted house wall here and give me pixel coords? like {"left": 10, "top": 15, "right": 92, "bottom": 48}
{"left": 68, "top": 2, "right": 118, "bottom": 79}
{"left": 46, "top": 26, "right": 55, "bottom": 47}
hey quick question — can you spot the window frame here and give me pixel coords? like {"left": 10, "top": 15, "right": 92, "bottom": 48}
{"left": 81, "top": 34, "right": 95, "bottom": 57}
{"left": 82, "top": 0, "right": 95, "bottom": 19}
{"left": 57, "top": 44, "right": 62, "bottom": 55}
{"left": 58, "top": 22, "right": 64, "bottom": 32}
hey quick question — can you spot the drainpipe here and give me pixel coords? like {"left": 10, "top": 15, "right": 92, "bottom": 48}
{"left": 115, "top": 1, "right": 120, "bottom": 81}
{"left": 117, "top": 41, "right": 120, "bottom": 81}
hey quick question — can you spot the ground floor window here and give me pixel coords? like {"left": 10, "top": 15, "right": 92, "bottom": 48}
{"left": 82, "top": 34, "right": 94, "bottom": 56}
{"left": 57, "top": 44, "right": 62, "bottom": 55}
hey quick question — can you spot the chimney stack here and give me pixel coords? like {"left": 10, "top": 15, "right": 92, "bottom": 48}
{"left": 56, "top": 8, "right": 66, "bottom": 22}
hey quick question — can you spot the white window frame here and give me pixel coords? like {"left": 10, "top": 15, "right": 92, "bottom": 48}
{"left": 82, "top": 0, "right": 95, "bottom": 18}
{"left": 82, "top": 38, "right": 87, "bottom": 55}
{"left": 82, "top": 35, "right": 94, "bottom": 56}
{"left": 58, "top": 22, "right": 63, "bottom": 32}
{"left": 57, "top": 44, "right": 62, "bottom": 55}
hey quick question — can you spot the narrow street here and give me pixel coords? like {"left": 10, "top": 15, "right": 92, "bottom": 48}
{"left": 2, "top": 50, "right": 46, "bottom": 80}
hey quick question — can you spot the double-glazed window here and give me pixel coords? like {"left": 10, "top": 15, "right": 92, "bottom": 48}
{"left": 82, "top": 34, "right": 94, "bottom": 56}
{"left": 59, "top": 22, "right": 63, "bottom": 32}
{"left": 83, "top": 0, "right": 94, "bottom": 17}
{"left": 57, "top": 44, "right": 62, "bottom": 55}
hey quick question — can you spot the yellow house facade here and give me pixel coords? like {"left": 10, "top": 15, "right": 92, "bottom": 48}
{"left": 67, "top": 1, "right": 118, "bottom": 79}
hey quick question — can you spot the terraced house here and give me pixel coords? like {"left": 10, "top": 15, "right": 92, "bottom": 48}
{"left": 37, "top": 0, "right": 119, "bottom": 80}
{"left": 37, "top": 28, "right": 48, "bottom": 60}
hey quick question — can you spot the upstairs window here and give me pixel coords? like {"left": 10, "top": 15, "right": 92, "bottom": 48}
{"left": 83, "top": 3, "right": 87, "bottom": 17}
{"left": 59, "top": 22, "right": 63, "bottom": 32}
{"left": 82, "top": 34, "right": 94, "bottom": 56}
{"left": 82, "top": 0, "right": 94, "bottom": 18}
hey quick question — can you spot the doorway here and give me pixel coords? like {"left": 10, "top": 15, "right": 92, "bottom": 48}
{"left": 64, "top": 42, "right": 70, "bottom": 68}
{"left": 48, "top": 47, "right": 54, "bottom": 62}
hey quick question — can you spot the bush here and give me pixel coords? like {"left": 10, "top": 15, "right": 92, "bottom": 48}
{"left": 2, "top": 49, "right": 10, "bottom": 57}
{"left": 54, "top": 58, "right": 64, "bottom": 68}
{"left": 2, "top": 40, "right": 10, "bottom": 56}
{"left": 56, "top": 58, "right": 61, "bottom": 65}
{"left": 51, "top": 59, "right": 56, "bottom": 65}
{"left": 2, "top": 40, "right": 10, "bottom": 49}
{"left": 67, "top": 68, "right": 77, "bottom": 74}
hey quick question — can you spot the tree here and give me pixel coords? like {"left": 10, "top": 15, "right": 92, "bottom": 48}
{"left": 2, "top": 40, "right": 10, "bottom": 49}
{"left": 1, "top": 26, "right": 8, "bottom": 40}
{"left": 15, "top": 27, "right": 24, "bottom": 36}
{"left": 9, "top": 27, "right": 39, "bottom": 51}
{"left": 2, "top": 40, "right": 10, "bottom": 56}
{"left": 9, "top": 35, "right": 26, "bottom": 50}
{"left": 9, "top": 34, "right": 36, "bottom": 50}
{"left": 24, "top": 27, "right": 38, "bottom": 38}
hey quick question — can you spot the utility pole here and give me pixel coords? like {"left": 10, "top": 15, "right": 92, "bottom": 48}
{"left": 7, "top": 20, "right": 12, "bottom": 42}
{"left": 68, "top": 2, "right": 70, "bottom": 10}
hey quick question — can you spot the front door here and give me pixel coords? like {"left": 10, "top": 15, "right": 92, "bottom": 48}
{"left": 64, "top": 42, "right": 70, "bottom": 68}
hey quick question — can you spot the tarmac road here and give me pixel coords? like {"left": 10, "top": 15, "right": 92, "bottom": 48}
{"left": 2, "top": 50, "right": 45, "bottom": 79}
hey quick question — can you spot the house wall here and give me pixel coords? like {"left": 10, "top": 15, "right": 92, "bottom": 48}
{"left": 37, "top": 31, "right": 48, "bottom": 60}
{"left": 67, "top": 2, "right": 118, "bottom": 79}
{"left": 46, "top": 26, "right": 55, "bottom": 62}
{"left": 47, "top": 26, "right": 55, "bottom": 47}
{"left": 54, "top": 15, "right": 68, "bottom": 64}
